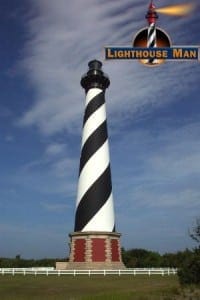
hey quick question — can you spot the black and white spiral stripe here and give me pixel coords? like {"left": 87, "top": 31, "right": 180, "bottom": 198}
{"left": 147, "top": 23, "right": 156, "bottom": 48}
{"left": 147, "top": 23, "right": 157, "bottom": 64}
{"left": 74, "top": 87, "right": 115, "bottom": 232}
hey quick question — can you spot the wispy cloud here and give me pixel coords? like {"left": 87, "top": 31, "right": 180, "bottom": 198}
{"left": 8, "top": 141, "right": 78, "bottom": 198}
{"left": 0, "top": 105, "right": 13, "bottom": 118}
{"left": 17, "top": 0, "right": 200, "bottom": 135}
{"left": 41, "top": 201, "right": 69, "bottom": 212}
{"left": 5, "top": 135, "right": 14, "bottom": 143}
{"left": 45, "top": 143, "right": 66, "bottom": 156}
{"left": 111, "top": 120, "right": 200, "bottom": 211}
{"left": 0, "top": 222, "right": 70, "bottom": 258}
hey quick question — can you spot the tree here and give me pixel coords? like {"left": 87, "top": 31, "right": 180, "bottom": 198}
{"left": 178, "top": 218, "right": 200, "bottom": 286}
{"left": 15, "top": 254, "right": 21, "bottom": 260}
{"left": 189, "top": 218, "right": 200, "bottom": 247}
{"left": 121, "top": 248, "right": 162, "bottom": 268}
{"left": 178, "top": 255, "right": 200, "bottom": 285}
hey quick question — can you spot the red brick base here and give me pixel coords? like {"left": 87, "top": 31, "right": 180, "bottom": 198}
{"left": 64, "top": 231, "right": 125, "bottom": 269}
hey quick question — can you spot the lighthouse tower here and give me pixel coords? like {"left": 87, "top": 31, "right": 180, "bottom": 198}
{"left": 146, "top": 1, "right": 158, "bottom": 64}
{"left": 67, "top": 60, "right": 125, "bottom": 269}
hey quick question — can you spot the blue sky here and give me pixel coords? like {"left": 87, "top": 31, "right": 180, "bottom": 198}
{"left": 0, "top": 0, "right": 200, "bottom": 259}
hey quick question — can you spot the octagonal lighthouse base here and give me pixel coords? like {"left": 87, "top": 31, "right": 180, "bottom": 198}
{"left": 56, "top": 232, "right": 125, "bottom": 270}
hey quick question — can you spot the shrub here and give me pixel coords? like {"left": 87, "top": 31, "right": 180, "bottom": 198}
{"left": 178, "top": 250, "right": 200, "bottom": 285}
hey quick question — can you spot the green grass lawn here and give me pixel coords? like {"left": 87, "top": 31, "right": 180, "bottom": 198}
{"left": 0, "top": 275, "right": 186, "bottom": 300}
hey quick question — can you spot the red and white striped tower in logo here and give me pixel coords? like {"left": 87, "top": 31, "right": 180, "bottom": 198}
{"left": 67, "top": 60, "right": 125, "bottom": 269}
{"left": 146, "top": 0, "right": 158, "bottom": 64}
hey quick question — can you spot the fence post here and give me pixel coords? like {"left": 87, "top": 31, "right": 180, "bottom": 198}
{"left": 148, "top": 269, "right": 151, "bottom": 276}
{"left": 74, "top": 270, "right": 76, "bottom": 277}
{"left": 174, "top": 268, "right": 177, "bottom": 275}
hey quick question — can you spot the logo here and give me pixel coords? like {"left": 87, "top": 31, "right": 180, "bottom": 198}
{"left": 105, "top": 1, "right": 200, "bottom": 67}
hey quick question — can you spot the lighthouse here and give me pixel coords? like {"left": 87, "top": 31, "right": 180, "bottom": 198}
{"left": 146, "top": 1, "right": 159, "bottom": 64}
{"left": 66, "top": 60, "right": 125, "bottom": 269}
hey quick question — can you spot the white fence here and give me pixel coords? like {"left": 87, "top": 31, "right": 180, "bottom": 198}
{"left": 0, "top": 268, "right": 177, "bottom": 276}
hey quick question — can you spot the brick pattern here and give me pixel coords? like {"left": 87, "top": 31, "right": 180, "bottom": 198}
{"left": 91, "top": 238, "right": 106, "bottom": 262}
{"left": 66, "top": 232, "right": 125, "bottom": 270}
{"left": 74, "top": 239, "right": 86, "bottom": 262}
{"left": 111, "top": 239, "right": 120, "bottom": 261}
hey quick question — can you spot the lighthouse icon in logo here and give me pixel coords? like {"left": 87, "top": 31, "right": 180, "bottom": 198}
{"left": 133, "top": 1, "right": 171, "bottom": 66}
{"left": 146, "top": 1, "right": 159, "bottom": 64}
